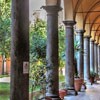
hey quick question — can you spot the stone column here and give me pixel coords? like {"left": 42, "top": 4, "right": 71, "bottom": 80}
{"left": 98, "top": 45, "right": 100, "bottom": 75}
{"left": 84, "top": 36, "right": 90, "bottom": 83}
{"left": 96, "top": 43, "right": 99, "bottom": 75}
{"left": 76, "top": 30, "right": 85, "bottom": 78}
{"left": 94, "top": 43, "right": 98, "bottom": 74}
{"left": 90, "top": 40, "right": 95, "bottom": 72}
{"left": 43, "top": 6, "right": 62, "bottom": 99}
{"left": 63, "top": 21, "right": 77, "bottom": 95}
{"left": 10, "top": 0, "right": 29, "bottom": 100}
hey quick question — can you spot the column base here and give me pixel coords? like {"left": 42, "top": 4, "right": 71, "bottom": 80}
{"left": 67, "top": 89, "right": 78, "bottom": 96}
{"left": 86, "top": 80, "right": 91, "bottom": 85}
{"left": 45, "top": 96, "right": 61, "bottom": 100}
{"left": 80, "top": 82, "right": 87, "bottom": 92}
{"left": 46, "top": 93, "right": 61, "bottom": 100}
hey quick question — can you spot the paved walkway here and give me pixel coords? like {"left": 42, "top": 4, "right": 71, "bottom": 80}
{"left": 0, "top": 77, "right": 10, "bottom": 83}
{"left": 64, "top": 81, "right": 100, "bottom": 100}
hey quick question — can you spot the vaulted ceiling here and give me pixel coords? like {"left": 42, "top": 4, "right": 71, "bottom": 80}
{"left": 73, "top": 0, "right": 100, "bottom": 43}
{"left": 46, "top": 0, "right": 100, "bottom": 43}
{"left": 64, "top": 0, "right": 100, "bottom": 43}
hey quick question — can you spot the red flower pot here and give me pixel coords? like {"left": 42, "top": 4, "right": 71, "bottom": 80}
{"left": 74, "top": 78, "right": 83, "bottom": 91}
{"left": 59, "top": 89, "right": 67, "bottom": 99}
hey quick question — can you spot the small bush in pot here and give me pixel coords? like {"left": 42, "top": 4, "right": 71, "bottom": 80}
{"left": 59, "top": 82, "right": 67, "bottom": 100}
{"left": 90, "top": 71, "right": 97, "bottom": 84}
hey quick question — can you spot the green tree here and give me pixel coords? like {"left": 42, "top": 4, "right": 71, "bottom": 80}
{"left": 30, "top": 18, "right": 46, "bottom": 62}
{"left": 59, "top": 25, "right": 65, "bottom": 74}
{"left": 0, "top": 0, "right": 11, "bottom": 74}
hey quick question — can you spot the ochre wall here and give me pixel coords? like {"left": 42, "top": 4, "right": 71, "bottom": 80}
{"left": 0, "top": 56, "right": 11, "bottom": 75}
{"left": 6, "top": 57, "right": 11, "bottom": 74}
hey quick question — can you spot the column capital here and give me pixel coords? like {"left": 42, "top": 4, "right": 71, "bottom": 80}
{"left": 42, "top": 5, "right": 62, "bottom": 14}
{"left": 98, "top": 44, "right": 100, "bottom": 46}
{"left": 76, "top": 29, "right": 86, "bottom": 34}
{"left": 84, "top": 35, "right": 91, "bottom": 39}
{"left": 95, "top": 42, "right": 99, "bottom": 45}
{"left": 63, "top": 20, "right": 76, "bottom": 27}
{"left": 90, "top": 39, "right": 95, "bottom": 43}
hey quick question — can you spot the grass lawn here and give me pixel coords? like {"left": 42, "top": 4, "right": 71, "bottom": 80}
{"left": 0, "top": 83, "right": 10, "bottom": 100}
{"left": 0, "top": 75, "right": 10, "bottom": 78}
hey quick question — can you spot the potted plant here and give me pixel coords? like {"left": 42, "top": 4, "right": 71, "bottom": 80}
{"left": 74, "top": 72, "right": 83, "bottom": 92}
{"left": 59, "top": 82, "right": 67, "bottom": 100}
{"left": 90, "top": 71, "right": 96, "bottom": 85}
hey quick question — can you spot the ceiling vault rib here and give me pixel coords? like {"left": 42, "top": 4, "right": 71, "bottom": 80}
{"left": 91, "top": 30, "right": 100, "bottom": 31}
{"left": 86, "top": 23, "right": 100, "bottom": 24}
{"left": 76, "top": 11, "right": 100, "bottom": 13}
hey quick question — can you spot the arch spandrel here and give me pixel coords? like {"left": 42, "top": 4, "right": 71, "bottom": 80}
{"left": 63, "top": 0, "right": 74, "bottom": 20}
{"left": 95, "top": 35, "right": 99, "bottom": 43}
{"left": 91, "top": 31, "right": 95, "bottom": 40}
{"left": 84, "top": 20, "right": 91, "bottom": 36}
{"left": 75, "top": 12, "right": 84, "bottom": 30}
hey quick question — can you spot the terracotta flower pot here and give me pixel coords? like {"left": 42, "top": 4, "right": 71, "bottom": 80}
{"left": 74, "top": 78, "right": 83, "bottom": 91}
{"left": 59, "top": 89, "right": 67, "bottom": 99}
{"left": 90, "top": 76, "right": 95, "bottom": 84}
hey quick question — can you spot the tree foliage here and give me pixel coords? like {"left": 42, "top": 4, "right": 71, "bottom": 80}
{"left": 59, "top": 25, "right": 65, "bottom": 68}
{"left": 30, "top": 18, "right": 46, "bottom": 62}
{"left": 0, "top": 0, "right": 11, "bottom": 57}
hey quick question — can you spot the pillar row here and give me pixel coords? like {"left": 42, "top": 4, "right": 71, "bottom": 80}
{"left": 63, "top": 21, "right": 77, "bottom": 95}
{"left": 90, "top": 40, "right": 95, "bottom": 72}
{"left": 76, "top": 30, "right": 85, "bottom": 78}
{"left": 43, "top": 6, "right": 62, "bottom": 99}
{"left": 84, "top": 36, "right": 90, "bottom": 83}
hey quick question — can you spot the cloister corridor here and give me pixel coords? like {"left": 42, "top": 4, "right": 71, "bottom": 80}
{"left": 0, "top": 0, "right": 100, "bottom": 100}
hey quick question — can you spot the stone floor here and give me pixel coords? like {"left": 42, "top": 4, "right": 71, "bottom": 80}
{"left": 64, "top": 81, "right": 100, "bottom": 100}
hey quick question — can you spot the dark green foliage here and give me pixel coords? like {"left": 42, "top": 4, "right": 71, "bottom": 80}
{"left": 90, "top": 71, "right": 97, "bottom": 77}
{"left": 30, "top": 59, "right": 46, "bottom": 89}
{"left": 59, "top": 25, "right": 65, "bottom": 68}
{"left": 0, "top": 0, "right": 11, "bottom": 57}
{"left": 30, "top": 18, "right": 46, "bottom": 62}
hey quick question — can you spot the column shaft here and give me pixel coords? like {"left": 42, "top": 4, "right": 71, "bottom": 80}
{"left": 11, "top": 0, "right": 29, "bottom": 100}
{"left": 84, "top": 36, "right": 90, "bottom": 82}
{"left": 90, "top": 40, "right": 94, "bottom": 72}
{"left": 94, "top": 43, "right": 98, "bottom": 74}
{"left": 43, "top": 6, "right": 61, "bottom": 98}
{"left": 97, "top": 44, "right": 100, "bottom": 74}
{"left": 76, "top": 30, "right": 84, "bottom": 78}
{"left": 63, "top": 21, "right": 77, "bottom": 95}
{"left": 99, "top": 45, "right": 100, "bottom": 75}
